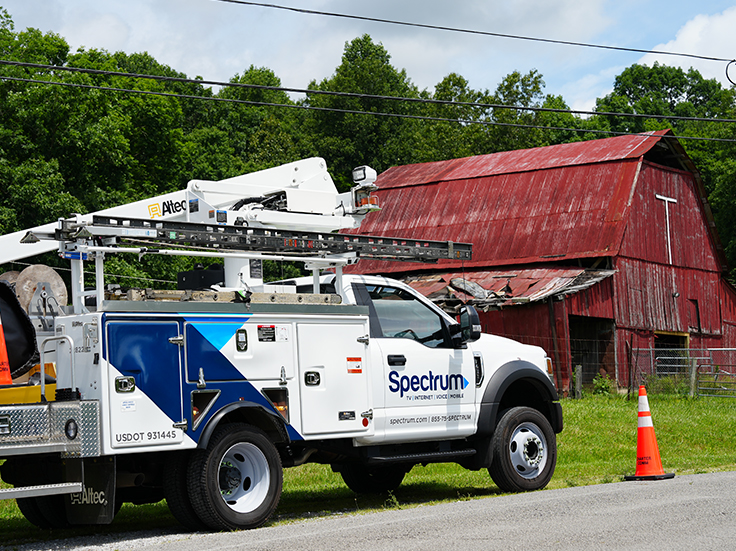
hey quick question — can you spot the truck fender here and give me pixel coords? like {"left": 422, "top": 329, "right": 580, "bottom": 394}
{"left": 476, "top": 360, "right": 562, "bottom": 438}
{"left": 197, "top": 401, "right": 290, "bottom": 449}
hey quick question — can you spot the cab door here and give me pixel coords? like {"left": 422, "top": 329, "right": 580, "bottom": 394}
{"left": 353, "top": 283, "right": 476, "bottom": 443}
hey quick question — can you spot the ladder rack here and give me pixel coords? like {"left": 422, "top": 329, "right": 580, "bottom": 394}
{"left": 59, "top": 215, "right": 473, "bottom": 263}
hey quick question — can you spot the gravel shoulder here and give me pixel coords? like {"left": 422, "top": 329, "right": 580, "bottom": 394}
{"left": 4, "top": 471, "right": 736, "bottom": 551}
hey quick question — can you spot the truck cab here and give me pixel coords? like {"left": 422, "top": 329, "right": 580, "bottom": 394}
{"left": 279, "top": 273, "right": 562, "bottom": 491}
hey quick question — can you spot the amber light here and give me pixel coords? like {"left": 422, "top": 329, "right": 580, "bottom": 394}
{"left": 273, "top": 402, "right": 288, "bottom": 419}
{"left": 545, "top": 357, "right": 555, "bottom": 386}
{"left": 263, "top": 388, "right": 290, "bottom": 422}
{"left": 359, "top": 195, "right": 379, "bottom": 207}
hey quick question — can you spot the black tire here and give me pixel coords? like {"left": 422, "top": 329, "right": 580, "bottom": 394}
{"left": 16, "top": 497, "right": 53, "bottom": 529}
{"left": 163, "top": 451, "right": 209, "bottom": 531}
{"left": 187, "top": 424, "right": 282, "bottom": 531}
{"left": 340, "top": 464, "right": 407, "bottom": 494}
{"left": 489, "top": 406, "right": 556, "bottom": 492}
{"left": 34, "top": 494, "right": 71, "bottom": 528}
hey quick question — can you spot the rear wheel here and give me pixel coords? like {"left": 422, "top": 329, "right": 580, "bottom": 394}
{"left": 163, "top": 451, "right": 208, "bottom": 531}
{"left": 34, "top": 494, "right": 71, "bottom": 528}
{"left": 187, "top": 424, "right": 282, "bottom": 531}
{"left": 16, "top": 497, "right": 53, "bottom": 529}
{"left": 340, "top": 464, "right": 407, "bottom": 494}
{"left": 489, "top": 407, "right": 556, "bottom": 492}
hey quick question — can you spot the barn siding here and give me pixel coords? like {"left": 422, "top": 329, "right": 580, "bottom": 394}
{"left": 567, "top": 276, "right": 615, "bottom": 319}
{"left": 619, "top": 162, "right": 720, "bottom": 271}
{"left": 479, "top": 300, "right": 573, "bottom": 390}
{"left": 614, "top": 258, "right": 721, "bottom": 335}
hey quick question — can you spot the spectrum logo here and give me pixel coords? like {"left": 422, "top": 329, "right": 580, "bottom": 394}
{"left": 388, "top": 370, "right": 469, "bottom": 398}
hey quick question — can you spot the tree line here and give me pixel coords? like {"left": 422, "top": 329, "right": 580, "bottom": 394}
{"left": 1, "top": 8, "right": 735, "bottom": 283}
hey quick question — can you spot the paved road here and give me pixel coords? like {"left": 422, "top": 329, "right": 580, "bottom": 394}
{"left": 6, "top": 471, "right": 736, "bottom": 550}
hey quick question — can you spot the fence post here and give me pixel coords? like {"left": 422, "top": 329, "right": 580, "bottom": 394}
{"left": 574, "top": 364, "right": 582, "bottom": 399}
{"left": 689, "top": 358, "right": 698, "bottom": 398}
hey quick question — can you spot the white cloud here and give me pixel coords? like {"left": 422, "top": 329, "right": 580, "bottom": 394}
{"left": 638, "top": 6, "right": 736, "bottom": 84}
{"left": 562, "top": 65, "right": 625, "bottom": 113}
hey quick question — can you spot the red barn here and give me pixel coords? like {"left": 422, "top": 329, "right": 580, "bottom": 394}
{"left": 349, "top": 130, "right": 736, "bottom": 393}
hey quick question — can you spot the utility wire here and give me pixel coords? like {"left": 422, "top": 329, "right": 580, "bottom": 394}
{"left": 3, "top": 59, "right": 736, "bottom": 126}
{"left": 213, "top": 0, "right": 732, "bottom": 64}
{"left": 3, "top": 74, "right": 736, "bottom": 143}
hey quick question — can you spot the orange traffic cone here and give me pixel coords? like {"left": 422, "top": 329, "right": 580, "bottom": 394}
{"left": 0, "top": 307, "right": 12, "bottom": 385}
{"left": 624, "top": 385, "right": 674, "bottom": 481}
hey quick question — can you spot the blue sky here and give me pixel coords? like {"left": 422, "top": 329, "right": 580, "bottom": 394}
{"left": 2, "top": 1, "right": 736, "bottom": 111}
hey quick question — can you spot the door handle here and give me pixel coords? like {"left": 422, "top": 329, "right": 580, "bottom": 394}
{"left": 387, "top": 354, "right": 406, "bottom": 366}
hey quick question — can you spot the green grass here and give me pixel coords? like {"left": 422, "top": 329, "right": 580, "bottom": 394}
{"left": 2, "top": 392, "right": 736, "bottom": 544}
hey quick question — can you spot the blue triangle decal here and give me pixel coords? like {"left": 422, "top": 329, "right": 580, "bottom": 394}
{"left": 190, "top": 322, "right": 242, "bottom": 351}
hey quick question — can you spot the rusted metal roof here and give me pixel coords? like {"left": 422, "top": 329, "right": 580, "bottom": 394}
{"left": 349, "top": 130, "right": 715, "bottom": 275}
{"left": 402, "top": 268, "right": 615, "bottom": 310}
{"left": 377, "top": 131, "right": 668, "bottom": 189}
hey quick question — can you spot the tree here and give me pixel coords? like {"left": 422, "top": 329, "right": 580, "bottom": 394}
{"left": 413, "top": 73, "right": 492, "bottom": 162}
{"left": 215, "top": 66, "right": 300, "bottom": 173}
{"left": 593, "top": 63, "right": 735, "bottom": 136}
{"left": 302, "top": 35, "right": 420, "bottom": 188}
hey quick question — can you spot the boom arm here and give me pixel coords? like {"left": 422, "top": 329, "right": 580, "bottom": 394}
{"left": 0, "top": 158, "right": 379, "bottom": 265}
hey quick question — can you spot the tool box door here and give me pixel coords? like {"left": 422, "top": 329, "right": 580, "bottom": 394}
{"left": 297, "top": 322, "right": 371, "bottom": 436}
{"left": 106, "top": 320, "right": 185, "bottom": 449}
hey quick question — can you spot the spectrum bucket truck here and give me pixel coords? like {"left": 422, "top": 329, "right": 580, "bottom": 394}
{"left": 0, "top": 158, "right": 562, "bottom": 531}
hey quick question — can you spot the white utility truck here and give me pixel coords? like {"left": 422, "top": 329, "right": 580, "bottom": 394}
{"left": 0, "top": 158, "right": 562, "bottom": 531}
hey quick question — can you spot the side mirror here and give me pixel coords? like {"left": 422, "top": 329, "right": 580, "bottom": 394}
{"left": 459, "top": 305, "right": 482, "bottom": 342}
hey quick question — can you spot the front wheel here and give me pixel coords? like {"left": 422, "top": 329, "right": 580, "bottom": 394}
{"left": 187, "top": 423, "right": 282, "bottom": 531}
{"left": 489, "top": 407, "right": 556, "bottom": 492}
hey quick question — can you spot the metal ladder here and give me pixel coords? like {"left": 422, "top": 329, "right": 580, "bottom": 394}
{"left": 62, "top": 215, "right": 473, "bottom": 262}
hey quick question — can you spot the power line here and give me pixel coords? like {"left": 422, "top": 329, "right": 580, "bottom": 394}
{"left": 213, "top": 0, "right": 732, "bottom": 64}
{"left": 4, "top": 74, "right": 736, "bottom": 143}
{"left": 3, "top": 59, "right": 736, "bottom": 126}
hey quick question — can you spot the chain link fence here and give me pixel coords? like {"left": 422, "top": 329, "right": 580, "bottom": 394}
{"left": 631, "top": 348, "right": 736, "bottom": 397}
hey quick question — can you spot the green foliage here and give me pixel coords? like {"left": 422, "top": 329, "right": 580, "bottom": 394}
{"left": 303, "top": 35, "right": 421, "bottom": 189}
{"left": 642, "top": 374, "right": 691, "bottom": 397}
{"left": 592, "top": 372, "right": 612, "bottom": 395}
{"left": 593, "top": 63, "right": 735, "bottom": 134}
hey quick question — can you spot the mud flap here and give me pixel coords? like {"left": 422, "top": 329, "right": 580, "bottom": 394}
{"left": 65, "top": 457, "right": 117, "bottom": 525}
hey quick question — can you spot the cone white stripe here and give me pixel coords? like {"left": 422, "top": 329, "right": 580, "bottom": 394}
{"left": 638, "top": 416, "right": 654, "bottom": 428}
{"left": 638, "top": 395, "right": 650, "bottom": 412}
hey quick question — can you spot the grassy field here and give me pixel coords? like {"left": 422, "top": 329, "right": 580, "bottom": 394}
{"left": 2, "top": 392, "right": 735, "bottom": 544}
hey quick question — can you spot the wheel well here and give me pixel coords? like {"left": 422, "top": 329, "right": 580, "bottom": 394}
{"left": 198, "top": 402, "right": 288, "bottom": 448}
{"left": 475, "top": 362, "right": 562, "bottom": 439}
{"left": 498, "top": 379, "right": 553, "bottom": 423}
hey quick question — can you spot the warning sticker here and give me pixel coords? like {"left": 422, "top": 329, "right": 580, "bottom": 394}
{"left": 258, "top": 325, "right": 276, "bottom": 342}
{"left": 258, "top": 325, "right": 290, "bottom": 342}
{"left": 347, "top": 357, "right": 363, "bottom": 374}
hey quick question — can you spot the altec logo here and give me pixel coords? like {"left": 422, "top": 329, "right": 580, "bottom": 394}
{"left": 148, "top": 200, "right": 187, "bottom": 218}
{"left": 388, "top": 370, "right": 469, "bottom": 398}
{"left": 70, "top": 487, "right": 107, "bottom": 506}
